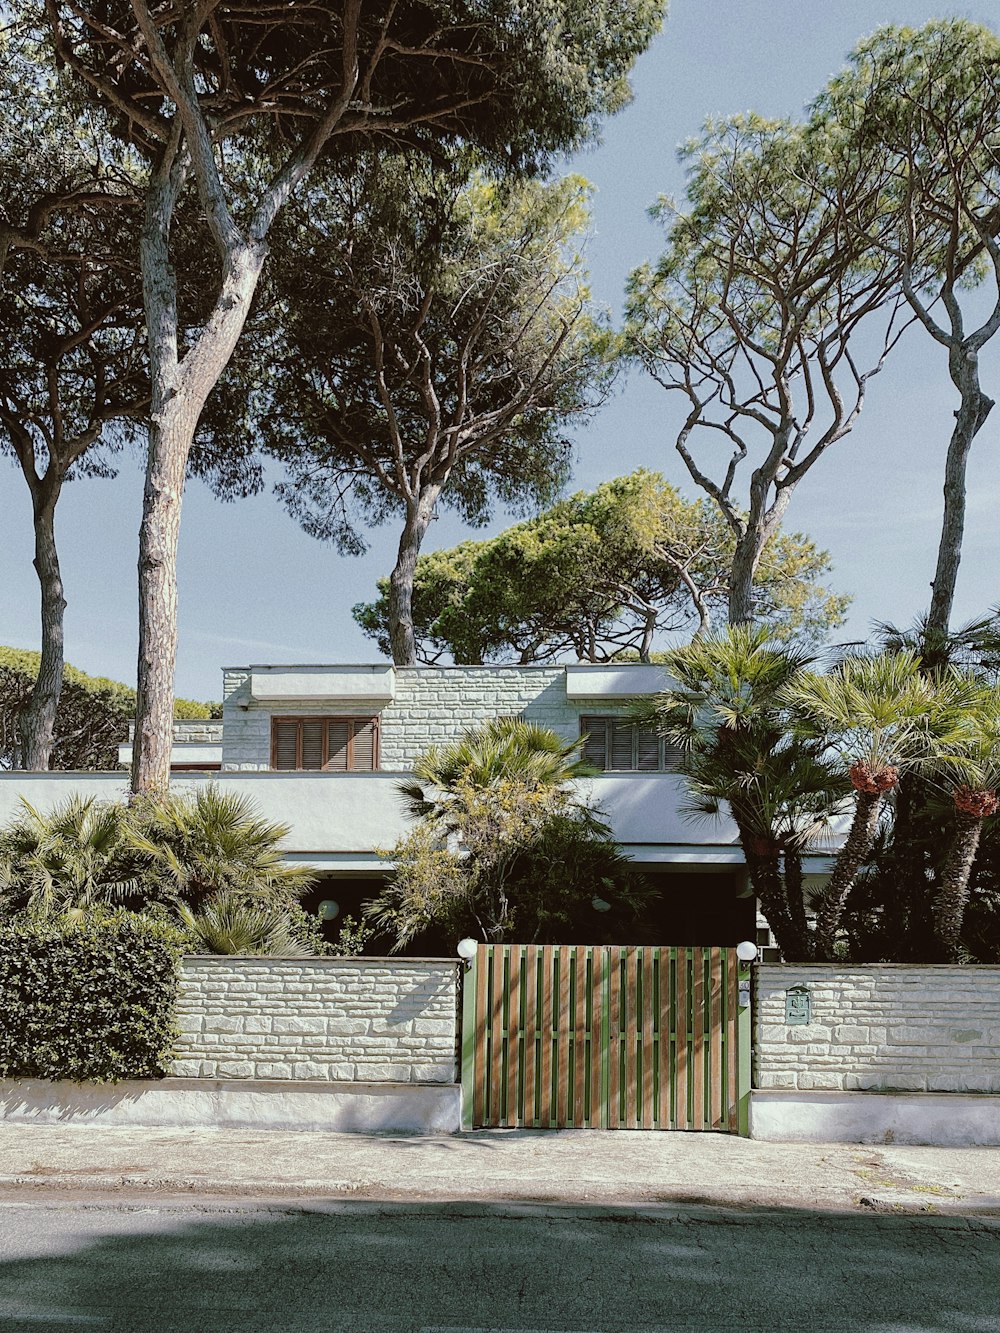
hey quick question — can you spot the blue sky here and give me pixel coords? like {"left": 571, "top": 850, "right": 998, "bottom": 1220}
{"left": 2, "top": 0, "right": 999, "bottom": 701}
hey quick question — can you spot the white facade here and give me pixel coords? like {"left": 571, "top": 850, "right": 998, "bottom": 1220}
{"left": 0, "top": 662, "right": 842, "bottom": 881}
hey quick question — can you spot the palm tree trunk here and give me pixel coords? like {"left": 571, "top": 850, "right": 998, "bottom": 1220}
{"left": 783, "top": 847, "right": 812, "bottom": 957}
{"left": 814, "top": 788, "right": 884, "bottom": 960}
{"left": 732, "top": 812, "right": 811, "bottom": 961}
{"left": 933, "top": 802, "right": 991, "bottom": 962}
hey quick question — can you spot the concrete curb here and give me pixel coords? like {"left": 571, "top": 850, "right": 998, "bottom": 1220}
{"left": 1, "top": 1170, "right": 998, "bottom": 1216}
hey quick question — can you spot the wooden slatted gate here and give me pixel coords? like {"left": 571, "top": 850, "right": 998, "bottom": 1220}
{"left": 461, "top": 945, "right": 750, "bottom": 1133}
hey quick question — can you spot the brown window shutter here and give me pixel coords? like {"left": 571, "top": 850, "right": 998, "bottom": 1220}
{"left": 351, "top": 719, "right": 377, "bottom": 771}
{"left": 324, "top": 720, "right": 350, "bottom": 771}
{"left": 636, "top": 726, "right": 661, "bottom": 771}
{"left": 611, "top": 721, "right": 635, "bottom": 770}
{"left": 273, "top": 720, "right": 299, "bottom": 771}
{"left": 581, "top": 716, "right": 609, "bottom": 769}
{"left": 662, "top": 742, "right": 683, "bottom": 773}
{"left": 300, "top": 720, "right": 325, "bottom": 770}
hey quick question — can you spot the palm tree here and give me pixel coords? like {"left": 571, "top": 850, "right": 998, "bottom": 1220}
{"left": 926, "top": 677, "right": 1000, "bottom": 961}
{"left": 178, "top": 893, "right": 314, "bottom": 956}
{"left": 398, "top": 717, "right": 589, "bottom": 825}
{"left": 783, "top": 651, "right": 940, "bottom": 959}
{"left": 649, "top": 626, "right": 845, "bottom": 961}
{"left": 846, "top": 611, "right": 1000, "bottom": 958}
{"left": 0, "top": 796, "right": 139, "bottom": 917}
{"left": 126, "top": 786, "right": 314, "bottom": 911}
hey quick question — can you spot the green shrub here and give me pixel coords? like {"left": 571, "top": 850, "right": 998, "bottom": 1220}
{"left": 0, "top": 911, "right": 186, "bottom": 1082}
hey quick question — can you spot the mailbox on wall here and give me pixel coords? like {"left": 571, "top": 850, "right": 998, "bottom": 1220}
{"left": 785, "top": 985, "right": 811, "bottom": 1025}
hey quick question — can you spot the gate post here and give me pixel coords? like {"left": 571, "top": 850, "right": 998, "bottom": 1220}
{"left": 460, "top": 947, "right": 479, "bottom": 1131}
{"left": 735, "top": 954, "right": 753, "bottom": 1136}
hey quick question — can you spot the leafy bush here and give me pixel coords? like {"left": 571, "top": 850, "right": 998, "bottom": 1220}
{"left": 0, "top": 912, "right": 186, "bottom": 1082}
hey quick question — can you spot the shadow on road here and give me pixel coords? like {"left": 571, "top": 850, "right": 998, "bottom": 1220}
{"left": 0, "top": 1196, "right": 998, "bottom": 1332}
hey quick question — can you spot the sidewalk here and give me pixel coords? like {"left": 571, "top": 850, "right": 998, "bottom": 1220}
{"left": 1, "top": 1123, "right": 999, "bottom": 1214}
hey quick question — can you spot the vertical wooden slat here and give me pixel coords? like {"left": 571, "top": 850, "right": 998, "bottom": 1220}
{"left": 573, "top": 948, "right": 587, "bottom": 1125}
{"left": 473, "top": 944, "right": 488, "bottom": 1128}
{"left": 641, "top": 948, "right": 655, "bottom": 1128}
{"left": 539, "top": 945, "right": 553, "bottom": 1127}
{"left": 507, "top": 945, "right": 521, "bottom": 1127}
{"left": 692, "top": 948, "right": 705, "bottom": 1131}
{"left": 623, "top": 948, "right": 639, "bottom": 1128}
{"left": 523, "top": 945, "right": 538, "bottom": 1128}
{"left": 556, "top": 946, "right": 571, "bottom": 1127}
{"left": 608, "top": 946, "right": 621, "bottom": 1128}
{"left": 726, "top": 948, "right": 738, "bottom": 1133}
{"left": 590, "top": 948, "right": 603, "bottom": 1128}
{"left": 657, "top": 949, "right": 671, "bottom": 1129}
{"left": 674, "top": 947, "right": 688, "bottom": 1129}
{"left": 709, "top": 947, "right": 723, "bottom": 1129}
{"left": 489, "top": 947, "right": 505, "bottom": 1126}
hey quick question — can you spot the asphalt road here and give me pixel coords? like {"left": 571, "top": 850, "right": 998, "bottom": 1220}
{"left": 0, "top": 1198, "right": 998, "bottom": 1332}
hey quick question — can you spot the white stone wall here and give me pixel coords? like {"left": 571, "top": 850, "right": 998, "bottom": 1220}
{"left": 172, "top": 957, "right": 459, "bottom": 1083}
{"left": 756, "top": 965, "right": 1000, "bottom": 1094}
{"left": 220, "top": 665, "right": 634, "bottom": 771}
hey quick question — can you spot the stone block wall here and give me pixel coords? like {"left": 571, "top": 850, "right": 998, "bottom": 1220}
{"left": 172, "top": 957, "right": 459, "bottom": 1083}
{"left": 756, "top": 965, "right": 1000, "bottom": 1093}
{"left": 220, "top": 665, "right": 634, "bottom": 771}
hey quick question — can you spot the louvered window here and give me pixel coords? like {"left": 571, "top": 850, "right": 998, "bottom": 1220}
{"left": 271, "top": 717, "right": 380, "bottom": 771}
{"left": 580, "top": 716, "right": 681, "bottom": 772}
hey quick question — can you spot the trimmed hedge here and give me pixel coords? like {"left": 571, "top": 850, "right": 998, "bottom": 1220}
{"left": 0, "top": 913, "right": 185, "bottom": 1082}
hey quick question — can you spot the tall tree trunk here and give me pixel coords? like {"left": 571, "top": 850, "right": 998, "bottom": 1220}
{"left": 387, "top": 488, "right": 440, "bottom": 666}
{"left": 727, "top": 481, "right": 793, "bottom": 627}
{"left": 131, "top": 399, "right": 195, "bottom": 795}
{"left": 20, "top": 495, "right": 66, "bottom": 770}
{"left": 813, "top": 786, "right": 885, "bottom": 960}
{"left": 927, "top": 349, "right": 993, "bottom": 636}
{"left": 728, "top": 531, "right": 761, "bottom": 627}
{"left": 131, "top": 152, "right": 267, "bottom": 796}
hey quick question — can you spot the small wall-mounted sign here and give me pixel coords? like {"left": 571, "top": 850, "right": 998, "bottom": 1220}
{"left": 785, "top": 985, "right": 811, "bottom": 1025}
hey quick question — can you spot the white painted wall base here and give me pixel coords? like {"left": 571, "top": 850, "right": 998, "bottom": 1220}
{"left": 0, "top": 1079, "right": 461, "bottom": 1135}
{"left": 751, "top": 1089, "right": 1000, "bottom": 1146}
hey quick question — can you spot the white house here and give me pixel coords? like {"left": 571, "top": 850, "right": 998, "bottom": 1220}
{"left": 0, "top": 662, "right": 837, "bottom": 947}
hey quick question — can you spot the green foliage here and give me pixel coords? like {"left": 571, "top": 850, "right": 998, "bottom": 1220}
{"left": 0, "top": 645, "right": 218, "bottom": 771}
{"left": 369, "top": 720, "right": 651, "bottom": 948}
{"left": 353, "top": 471, "right": 849, "bottom": 662}
{"left": 42, "top": 2, "right": 664, "bottom": 177}
{"left": 125, "top": 787, "right": 315, "bottom": 913}
{"left": 647, "top": 626, "right": 847, "bottom": 960}
{"left": 0, "top": 795, "right": 138, "bottom": 917}
{"left": 329, "top": 913, "right": 377, "bottom": 958}
{"left": 0, "top": 911, "right": 185, "bottom": 1082}
{"left": 400, "top": 717, "right": 592, "bottom": 822}
{"left": 205, "top": 165, "right": 614, "bottom": 566}
{"left": 784, "top": 652, "right": 940, "bottom": 774}
{"left": 177, "top": 893, "right": 314, "bottom": 958}
{"left": 0, "top": 789, "right": 314, "bottom": 945}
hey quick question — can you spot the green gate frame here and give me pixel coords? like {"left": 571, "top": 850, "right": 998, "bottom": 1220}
{"left": 461, "top": 944, "right": 752, "bottom": 1134}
